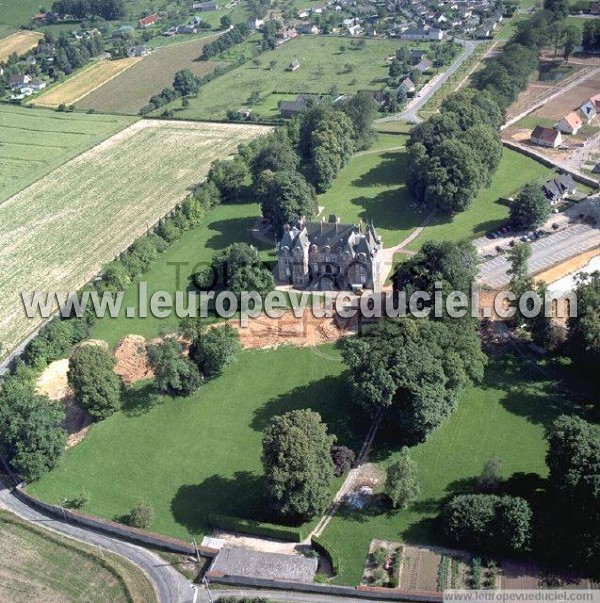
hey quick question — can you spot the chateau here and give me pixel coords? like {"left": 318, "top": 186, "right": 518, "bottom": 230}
{"left": 276, "top": 215, "right": 383, "bottom": 290}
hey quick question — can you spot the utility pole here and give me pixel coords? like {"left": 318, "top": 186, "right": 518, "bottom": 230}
{"left": 202, "top": 576, "right": 214, "bottom": 603}
{"left": 191, "top": 538, "right": 200, "bottom": 563}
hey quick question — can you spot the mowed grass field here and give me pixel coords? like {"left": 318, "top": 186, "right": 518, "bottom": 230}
{"left": 169, "top": 36, "right": 420, "bottom": 120}
{"left": 0, "top": 119, "right": 269, "bottom": 356}
{"left": 31, "top": 57, "right": 144, "bottom": 108}
{"left": 321, "top": 352, "right": 579, "bottom": 585}
{"left": 0, "top": 510, "right": 157, "bottom": 602}
{"left": 0, "top": 30, "right": 42, "bottom": 60}
{"left": 405, "top": 148, "right": 553, "bottom": 249}
{"left": 77, "top": 34, "right": 222, "bottom": 115}
{"left": 28, "top": 345, "right": 366, "bottom": 541}
{"left": 0, "top": 104, "right": 134, "bottom": 203}
{"left": 0, "top": 0, "right": 42, "bottom": 30}
{"left": 317, "top": 135, "right": 423, "bottom": 247}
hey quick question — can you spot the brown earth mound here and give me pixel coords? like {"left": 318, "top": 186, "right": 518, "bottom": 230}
{"left": 113, "top": 334, "right": 154, "bottom": 385}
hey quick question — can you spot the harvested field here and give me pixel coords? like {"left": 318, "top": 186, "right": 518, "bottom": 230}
{"left": 0, "top": 119, "right": 269, "bottom": 357}
{"left": 534, "top": 73, "right": 600, "bottom": 121}
{"left": 31, "top": 57, "right": 143, "bottom": 108}
{"left": 77, "top": 35, "right": 221, "bottom": 114}
{"left": 0, "top": 30, "right": 42, "bottom": 61}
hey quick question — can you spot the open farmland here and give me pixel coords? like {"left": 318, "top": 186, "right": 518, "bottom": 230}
{"left": 0, "top": 509, "right": 157, "bottom": 602}
{"left": 0, "top": 119, "right": 269, "bottom": 356}
{"left": 77, "top": 35, "right": 222, "bottom": 115}
{"left": 0, "top": 0, "right": 42, "bottom": 31}
{"left": 0, "top": 30, "right": 42, "bottom": 61}
{"left": 167, "top": 36, "right": 424, "bottom": 120}
{"left": 0, "top": 105, "right": 134, "bottom": 203}
{"left": 31, "top": 57, "right": 144, "bottom": 108}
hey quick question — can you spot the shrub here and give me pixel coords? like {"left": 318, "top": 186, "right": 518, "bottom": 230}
{"left": 127, "top": 501, "right": 154, "bottom": 529}
{"left": 330, "top": 445, "right": 355, "bottom": 477}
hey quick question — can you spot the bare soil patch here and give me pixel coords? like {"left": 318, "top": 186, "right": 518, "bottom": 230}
{"left": 535, "top": 73, "right": 600, "bottom": 120}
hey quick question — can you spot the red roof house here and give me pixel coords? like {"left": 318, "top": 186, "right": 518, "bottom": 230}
{"left": 138, "top": 13, "right": 160, "bottom": 28}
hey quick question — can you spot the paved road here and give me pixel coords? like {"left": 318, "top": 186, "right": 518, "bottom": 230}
{"left": 0, "top": 479, "right": 190, "bottom": 603}
{"left": 477, "top": 223, "right": 600, "bottom": 288}
{"left": 377, "top": 38, "right": 481, "bottom": 124}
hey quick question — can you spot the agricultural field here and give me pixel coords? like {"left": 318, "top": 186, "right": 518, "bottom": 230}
{"left": 0, "top": 0, "right": 42, "bottom": 31}
{"left": 28, "top": 345, "right": 366, "bottom": 541}
{"left": 0, "top": 104, "right": 134, "bottom": 203}
{"left": 0, "top": 119, "right": 268, "bottom": 356}
{"left": 31, "top": 57, "right": 144, "bottom": 109}
{"left": 0, "top": 30, "right": 42, "bottom": 61}
{"left": 166, "top": 36, "right": 426, "bottom": 120}
{"left": 77, "top": 35, "right": 221, "bottom": 115}
{"left": 405, "top": 148, "right": 553, "bottom": 250}
{"left": 320, "top": 351, "right": 578, "bottom": 585}
{"left": 0, "top": 509, "right": 157, "bottom": 602}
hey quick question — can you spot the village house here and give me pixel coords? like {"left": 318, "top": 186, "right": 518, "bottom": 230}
{"left": 138, "top": 13, "right": 160, "bottom": 28}
{"left": 126, "top": 45, "right": 151, "bottom": 58}
{"left": 286, "top": 59, "right": 301, "bottom": 71}
{"left": 9, "top": 74, "right": 32, "bottom": 88}
{"left": 579, "top": 100, "right": 597, "bottom": 124}
{"left": 176, "top": 24, "right": 197, "bottom": 34}
{"left": 398, "top": 77, "right": 416, "bottom": 95}
{"left": 555, "top": 111, "right": 583, "bottom": 135}
{"left": 296, "top": 23, "right": 319, "bottom": 34}
{"left": 530, "top": 125, "right": 562, "bottom": 148}
{"left": 193, "top": 1, "right": 218, "bottom": 10}
{"left": 279, "top": 94, "right": 321, "bottom": 118}
{"left": 276, "top": 215, "right": 383, "bottom": 290}
{"left": 542, "top": 174, "right": 577, "bottom": 204}
{"left": 414, "top": 57, "right": 433, "bottom": 72}
{"left": 401, "top": 28, "right": 443, "bottom": 41}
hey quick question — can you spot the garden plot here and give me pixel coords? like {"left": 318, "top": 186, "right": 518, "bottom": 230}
{"left": 0, "top": 119, "right": 269, "bottom": 357}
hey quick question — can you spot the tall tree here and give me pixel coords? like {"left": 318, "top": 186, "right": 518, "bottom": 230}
{"left": 68, "top": 344, "right": 121, "bottom": 420}
{"left": 262, "top": 410, "right": 336, "bottom": 520}
{"left": 385, "top": 447, "right": 420, "bottom": 509}
{"left": 509, "top": 183, "right": 550, "bottom": 231}
{"left": 147, "top": 337, "right": 202, "bottom": 396}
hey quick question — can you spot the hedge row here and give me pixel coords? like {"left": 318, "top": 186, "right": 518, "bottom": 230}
{"left": 311, "top": 535, "right": 341, "bottom": 576}
{"left": 208, "top": 513, "right": 306, "bottom": 543}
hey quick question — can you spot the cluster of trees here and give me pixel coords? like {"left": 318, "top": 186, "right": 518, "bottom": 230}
{"left": 147, "top": 324, "right": 242, "bottom": 397}
{"left": 582, "top": 20, "right": 600, "bottom": 52}
{"left": 0, "top": 366, "right": 67, "bottom": 480}
{"left": 200, "top": 24, "right": 250, "bottom": 60}
{"left": 51, "top": 0, "right": 125, "bottom": 20}
{"left": 444, "top": 494, "right": 533, "bottom": 554}
{"left": 341, "top": 318, "right": 486, "bottom": 442}
{"left": 385, "top": 447, "right": 420, "bottom": 509}
{"left": 407, "top": 88, "right": 503, "bottom": 214}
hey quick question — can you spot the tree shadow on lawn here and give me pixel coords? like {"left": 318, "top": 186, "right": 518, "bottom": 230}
{"left": 351, "top": 152, "right": 406, "bottom": 189}
{"left": 121, "top": 381, "right": 163, "bottom": 417}
{"left": 350, "top": 190, "right": 422, "bottom": 237}
{"left": 171, "top": 472, "right": 265, "bottom": 535}
{"left": 204, "top": 215, "right": 264, "bottom": 252}
{"left": 482, "top": 353, "right": 577, "bottom": 428}
{"left": 251, "top": 374, "right": 365, "bottom": 451}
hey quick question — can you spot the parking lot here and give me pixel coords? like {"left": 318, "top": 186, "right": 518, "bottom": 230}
{"left": 477, "top": 223, "right": 600, "bottom": 288}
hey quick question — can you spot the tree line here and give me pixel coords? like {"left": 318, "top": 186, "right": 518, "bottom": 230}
{"left": 200, "top": 24, "right": 250, "bottom": 60}
{"left": 51, "top": 0, "right": 125, "bottom": 20}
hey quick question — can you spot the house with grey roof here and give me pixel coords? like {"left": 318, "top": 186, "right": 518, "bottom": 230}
{"left": 542, "top": 174, "right": 576, "bottom": 205}
{"left": 276, "top": 215, "right": 383, "bottom": 290}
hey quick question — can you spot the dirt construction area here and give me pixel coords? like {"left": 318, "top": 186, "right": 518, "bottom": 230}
{"left": 534, "top": 72, "right": 600, "bottom": 120}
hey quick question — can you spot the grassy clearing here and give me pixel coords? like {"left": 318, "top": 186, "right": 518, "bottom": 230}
{"left": 0, "top": 0, "right": 42, "bottom": 29}
{"left": 375, "top": 120, "right": 413, "bottom": 134}
{"left": 28, "top": 345, "right": 365, "bottom": 541}
{"left": 0, "top": 119, "right": 268, "bottom": 355}
{"left": 406, "top": 148, "right": 553, "bottom": 250}
{"left": 321, "top": 351, "right": 578, "bottom": 585}
{"left": 0, "top": 509, "right": 158, "bottom": 602}
{"left": 0, "top": 30, "right": 42, "bottom": 61}
{"left": 0, "top": 104, "right": 134, "bottom": 203}
{"left": 31, "top": 57, "right": 143, "bottom": 108}
{"left": 316, "top": 142, "right": 422, "bottom": 247}
{"left": 77, "top": 35, "right": 221, "bottom": 115}
{"left": 166, "top": 36, "right": 426, "bottom": 120}
{"left": 90, "top": 199, "right": 272, "bottom": 347}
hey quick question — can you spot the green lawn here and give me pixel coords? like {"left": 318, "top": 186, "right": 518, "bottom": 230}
{"left": 317, "top": 143, "right": 422, "bottom": 247}
{"left": 89, "top": 199, "right": 271, "bottom": 347}
{"left": 321, "top": 351, "right": 578, "bottom": 585}
{"left": 28, "top": 345, "right": 365, "bottom": 541}
{"left": 0, "top": 0, "right": 41, "bottom": 30}
{"left": 376, "top": 121, "right": 413, "bottom": 134}
{"left": 0, "top": 105, "right": 134, "bottom": 203}
{"left": 406, "top": 148, "right": 553, "bottom": 250}
{"left": 166, "top": 36, "right": 426, "bottom": 120}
